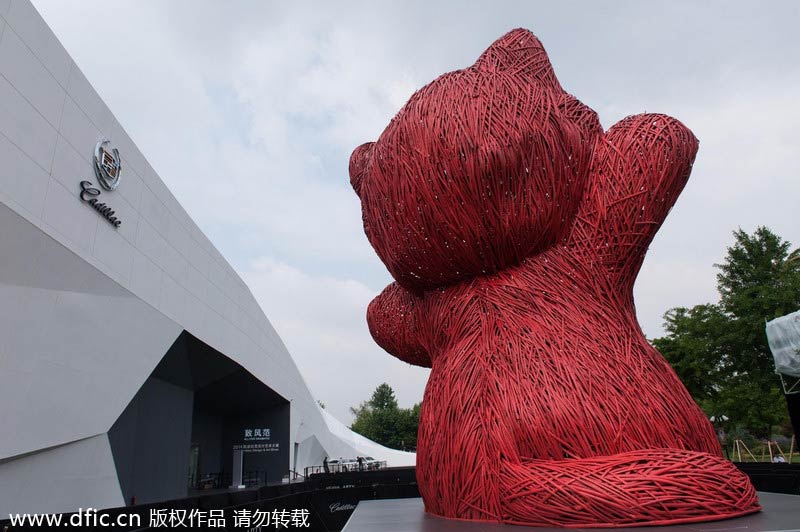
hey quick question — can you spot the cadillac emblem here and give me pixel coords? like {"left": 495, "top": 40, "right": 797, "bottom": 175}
{"left": 93, "top": 139, "right": 122, "bottom": 191}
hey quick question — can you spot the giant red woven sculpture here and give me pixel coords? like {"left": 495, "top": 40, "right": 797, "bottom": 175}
{"left": 349, "top": 29, "right": 760, "bottom": 527}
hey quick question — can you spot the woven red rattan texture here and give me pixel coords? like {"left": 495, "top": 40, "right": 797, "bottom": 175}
{"left": 349, "top": 29, "right": 760, "bottom": 527}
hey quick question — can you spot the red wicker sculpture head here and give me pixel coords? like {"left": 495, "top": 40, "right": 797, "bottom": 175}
{"left": 350, "top": 29, "right": 759, "bottom": 527}
{"left": 350, "top": 30, "right": 600, "bottom": 292}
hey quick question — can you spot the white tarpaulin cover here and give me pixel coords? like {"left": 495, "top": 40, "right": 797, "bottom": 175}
{"left": 766, "top": 309, "right": 800, "bottom": 378}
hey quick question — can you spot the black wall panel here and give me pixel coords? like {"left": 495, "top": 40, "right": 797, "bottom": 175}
{"left": 108, "top": 378, "right": 193, "bottom": 505}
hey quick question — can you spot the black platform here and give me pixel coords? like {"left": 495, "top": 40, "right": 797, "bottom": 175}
{"left": 343, "top": 493, "right": 799, "bottom": 532}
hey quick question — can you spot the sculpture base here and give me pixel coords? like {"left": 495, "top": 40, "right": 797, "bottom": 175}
{"left": 343, "top": 493, "right": 798, "bottom": 531}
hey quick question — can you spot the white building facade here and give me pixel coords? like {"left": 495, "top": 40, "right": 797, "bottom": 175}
{"left": 0, "top": 0, "right": 413, "bottom": 517}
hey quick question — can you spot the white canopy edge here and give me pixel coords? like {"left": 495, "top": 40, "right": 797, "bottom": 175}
{"left": 766, "top": 309, "right": 800, "bottom": 378}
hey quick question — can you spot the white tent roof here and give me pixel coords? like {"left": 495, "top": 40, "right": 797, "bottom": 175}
{"left": 766, "top": 309, "right": 800, "bottom": 378}
{"left": 320, "top": 409, "right": 417, "bottom": 466}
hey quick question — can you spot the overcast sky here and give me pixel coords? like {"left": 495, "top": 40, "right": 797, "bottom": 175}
{"left": 32, "top": 1, "right": 800, "bottom": 424}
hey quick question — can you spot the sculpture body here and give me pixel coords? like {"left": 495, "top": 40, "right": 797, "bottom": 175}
{"left": 349, "top": 29, "right": 760, "bottom": 526}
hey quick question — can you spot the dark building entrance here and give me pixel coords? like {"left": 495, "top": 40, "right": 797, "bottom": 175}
{"left": 108, "top": 332, "right": 290, "bottom": 505}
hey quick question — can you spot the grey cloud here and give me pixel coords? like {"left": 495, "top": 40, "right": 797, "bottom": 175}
{"left": 33, "top": 0, "right": 800, "bottom": 422}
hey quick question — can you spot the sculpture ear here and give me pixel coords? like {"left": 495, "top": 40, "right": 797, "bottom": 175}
{"left": 349, "top": 142, "right": 374, "bottom": 197}
{"left": 474, "top": 28, "right": 561, "bottom": 91}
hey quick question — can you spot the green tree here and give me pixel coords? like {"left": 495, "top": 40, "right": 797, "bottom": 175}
{"left": 652, "top": 304, "right": 727, "bottom": 408}
{"left": 369, "top": 383, "right": 399, "bottom": 410}
{"left": 716, "top": 228, "right": 800, "bottom": 376}
{"left": 654, "top": 227, "right": 800, "bottom": 438}
{"left": 350, "top": 383, "right": 420, "bottom": 450}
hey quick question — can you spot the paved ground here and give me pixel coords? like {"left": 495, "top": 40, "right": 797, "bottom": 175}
{"left": 343, "top": 493, "right": 799, "bottom": 532}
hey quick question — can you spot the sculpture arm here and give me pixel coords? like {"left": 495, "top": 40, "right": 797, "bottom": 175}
{"left": 569, "top": 113, "right": 699, "bottom": 291}
{"left": 367, "top": 282, "right": 431, "bottom": 368}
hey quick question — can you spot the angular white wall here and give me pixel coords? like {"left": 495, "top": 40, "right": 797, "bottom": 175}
{"left": 0, "top": 0, "right": 414, "bottom": 517}
{"left": 0, "top": 203, "right": 183, "bottom": 460}
{"left": 0, "top": 435, "right": 124, "bottom": 516}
